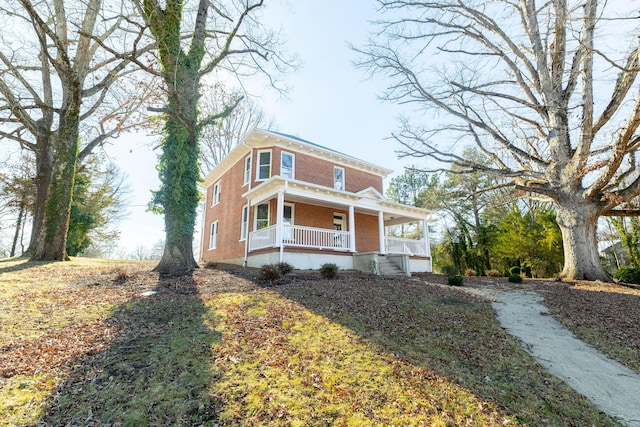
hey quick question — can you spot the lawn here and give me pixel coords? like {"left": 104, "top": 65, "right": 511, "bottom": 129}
{"left": 0, "top": 258, "right": 633, "bottom": 426}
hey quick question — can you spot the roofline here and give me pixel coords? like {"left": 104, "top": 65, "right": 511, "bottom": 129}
{"left": 202, "top": 128, "right": 394, "bottom": 187}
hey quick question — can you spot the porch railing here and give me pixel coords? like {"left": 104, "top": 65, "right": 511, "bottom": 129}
{"left": 248, "top": 225, "right": 277, "bottom": 251}
{"left": 248, "top": 224, "right": 352, "bottom": 252}
{"left": 285, "top": 225, "right": 351, "bottom": 251}
{"left": 385, "top": 237, "right": 428, "bottom": 256}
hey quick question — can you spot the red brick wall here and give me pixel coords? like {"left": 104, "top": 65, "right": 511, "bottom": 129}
{"left": 202, "top": 144, "right": 386, "bottom": 263}
{"left": 202, "top": 152, "right": 251, "bottom": 263}
{"left": 355, "top": 212, "right": 380, "bottom": 252}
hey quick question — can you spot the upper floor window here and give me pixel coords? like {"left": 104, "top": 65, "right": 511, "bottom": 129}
{"left": 257, "top": 150, "right": 271, "bottom": 180}
{"left": 255, "top": 203, "right": 270, "bottom": 230}
{"left": 243, "top": 155, "right": 252, "bottom": 185}
{"left": 212, "top": 181, "right": 221, "bottom": 205}
{"left": 281, "top": 152, "right": 294, "bottom": 179}
{"left": 209, "top": 221, "right": 219, "bottom": 250}
{"left": 240, "top": 205, "right": 249, "bottom": 241}
{"left": 334, "top": 166, "right": 345, "bottom": 190}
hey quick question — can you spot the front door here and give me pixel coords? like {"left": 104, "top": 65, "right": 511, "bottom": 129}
{"left": 333, "top": 213, "right": 347, "bottom": 249}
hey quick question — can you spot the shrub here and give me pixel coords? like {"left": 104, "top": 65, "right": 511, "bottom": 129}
{"left": 614, "top": 267, "right": 640, "bottom": 284}
{"left": 441, "top": 265, "right": 458, "bottom": 276}
{"left": 276, "top": 262, "right": 294, "bottom": 275}
{"left": 508, "top": 266, "right": 521, "bottom": 276}
{"left": 464, "top": 268, "right": 476, "bottom": 277}
{"left": 447, "top": 275, "right": 464, "bottom": 286}
{"left": 320, "top": 263, "right": 339, "bottom": 279}
{"left": 260, "top": 264, "right": 281, "bottom": 281}
{"left": 508, "top": 274, "right": 523, "bottom": 283}
{"left": 113, "top": 268, "right": 130, "bottom": 284}
{"left": 486, "top": 269, "right": 501, "bottom": 277}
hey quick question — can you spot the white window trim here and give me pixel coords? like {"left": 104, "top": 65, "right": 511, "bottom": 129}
{"left": 281, "top": 151, "right": 295, "bottom": 179}
{"left": 334, "top": 166, "right": 345, "bottom": 191}
{"left": 240, "top": 205, "right": 249, "bottom": 241}
{"left": 254, "top": 203, "right": 270, "bottom": 230}
{"left": 209, "top": 221, "right": 219, "bottom": 250}
{"left": 243, "top": 155, "right": 252, "bottom": 186}
{"left": 256, "top": 149, "right": 272, "bottom": 181}
{"left": 212, "top": 181, "right": 221, "bottom": 206}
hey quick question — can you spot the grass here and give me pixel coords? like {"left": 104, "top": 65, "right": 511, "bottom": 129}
{"left": 0, "top": 258, "right": 623, "bottom": 426}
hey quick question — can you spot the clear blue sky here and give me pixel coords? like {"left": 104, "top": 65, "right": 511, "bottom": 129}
{"left": 110, "top": 1, "right": 424, "bottom": 254}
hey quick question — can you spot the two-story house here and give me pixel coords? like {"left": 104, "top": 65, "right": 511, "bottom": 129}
{"left": 199, "top": 129, "right": 432, "bottom": 275}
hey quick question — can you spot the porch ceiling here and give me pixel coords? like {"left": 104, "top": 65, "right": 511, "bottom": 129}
{"left": 243, "top": 176, "right": 430, "bottom": 224}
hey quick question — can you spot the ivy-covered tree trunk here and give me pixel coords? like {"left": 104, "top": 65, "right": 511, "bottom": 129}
{"left": 144, "top": 0, "right": 204, "bottom": 274}
{"left": 29, "top": 111, "right": 80, "bottom": 261}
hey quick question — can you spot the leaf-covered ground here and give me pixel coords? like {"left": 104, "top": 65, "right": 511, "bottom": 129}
{"left": 0, "top": 258, "right": 635, "bottom": 426}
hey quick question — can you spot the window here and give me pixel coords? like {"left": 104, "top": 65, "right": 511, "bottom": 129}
{"left": 334, "top": 166, "right": 345, "bottom": 190}
{"left": 257, "top": 150, "right": 271, "bottom": 180}
{"left": 209, "top": 221, "right": 219, "bottom": 250}
{"left": 281, "top": 152, "right": 294, "bottom": 179}
{"left": 255, "top": 203, "right": 269, "bottom": 230}
{"left": 243, "top": 155, "right": 251, "bottom": 185}
{"left": 212, "top": 181, "right": 221, "bottom": 205}
{"left": 240, "top": 205, "right": 249, "bottom": 241}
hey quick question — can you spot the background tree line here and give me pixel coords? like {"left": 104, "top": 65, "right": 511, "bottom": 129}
{"left": 387, "top": 162, "right": 638, "bottom": 279}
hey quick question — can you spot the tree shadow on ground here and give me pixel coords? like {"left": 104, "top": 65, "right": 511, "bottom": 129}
{"left": 39, "top": 273, "right": 222, "bottom": 426}
{"left": 0, "top": 257, "right": 55, "bottom": 274}
{"left": 271, "top": 274, "right": 619, "bottom": 426}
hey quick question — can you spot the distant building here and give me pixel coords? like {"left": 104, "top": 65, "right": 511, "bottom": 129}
{"left": 199, "top": 129, "right": 432, "bottom": 275}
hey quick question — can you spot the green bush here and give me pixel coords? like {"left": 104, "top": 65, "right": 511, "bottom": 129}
{"left": 276, "top": 262, "right": 294, "bottom": 275}
{"left": 320, "top": 263, "right": 339, "bottom": 279}
{"left": 260, "top": 264, "right": 281, "bottom": 281}
{"left": 614, "top": 267, "right": 640, "bottom": 284}
{"left": 447, "top": 275, "right": 464, "bottom": 286}
{"left": 441, "top": 265, "right": 458, "bottom": 276}
{"left": 508, "top": 266, "right": 521, "bottom": 276}
{"left": 508, "top": 274, "right": 523, "bottom": 283}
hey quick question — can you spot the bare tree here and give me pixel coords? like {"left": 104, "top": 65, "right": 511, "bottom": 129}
{"left": 0, "top": 0, "right": 153, "bottom": 261}
{"left": 358, "top": 0, "right": 640, "bottom": 281}
{"left": 199, "top": 84, "right": 274, "bottom": 175}
{"left": 135, "top": 0, "right": 294, "bottom": 274}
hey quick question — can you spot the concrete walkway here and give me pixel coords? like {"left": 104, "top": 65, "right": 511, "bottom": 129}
{"left": 492, "top": 292, "right": 640, "bottom": 427}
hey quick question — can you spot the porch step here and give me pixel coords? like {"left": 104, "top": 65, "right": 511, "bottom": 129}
{"left": 377, "top": 258, "right": 405, "bottom": 276}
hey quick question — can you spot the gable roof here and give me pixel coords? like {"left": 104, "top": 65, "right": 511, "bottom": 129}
{"left": 202, "top": 128, "right": 393, "bottom": 187}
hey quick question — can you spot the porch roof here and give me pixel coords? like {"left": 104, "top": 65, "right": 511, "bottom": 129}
{"left": 242, "top": 176, "right": 430, "bottom": 224}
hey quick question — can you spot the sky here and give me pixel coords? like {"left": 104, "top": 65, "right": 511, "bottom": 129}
{"left": 108, "top": 0, "right": 426, "bottom": 255}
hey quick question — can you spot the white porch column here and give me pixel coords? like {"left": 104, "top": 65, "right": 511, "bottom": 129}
{"left": 378, "top": 211, "right": 386, "bottom": 254}
{"left": 422, "top": 219, "right": 431, "bottom": 257}
{"left": 276, "top": 191, "right": 285, "bottom": 262}
{"left": 348, "top": 205, "right": 356, "bottom": 252}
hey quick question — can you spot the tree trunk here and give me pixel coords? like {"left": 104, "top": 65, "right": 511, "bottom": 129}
{"left": 28, "top": 139, "right": 54, "bottom": 257}
{"left": 154, "top": 233, "right": 198, "bottom": 275}
{"left": 29, "top": 116, "right": 80, "bottom": 261}
{"left": 555, "top": 203, "right": 610, "bottom": 281}
{"left": 11, "top": 199, "right": 25, "bottom": 257}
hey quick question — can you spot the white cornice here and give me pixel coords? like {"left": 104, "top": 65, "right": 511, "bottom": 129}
{"left": 202, "top": 128, "right": 394, "bottom": 188}
{"left": 242, "top": 176, "right": 430, "bottom": 221}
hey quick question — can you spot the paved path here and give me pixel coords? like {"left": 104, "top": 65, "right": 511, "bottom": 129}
{"left": 492, "top": 292, "right": 640, "bottom": 427}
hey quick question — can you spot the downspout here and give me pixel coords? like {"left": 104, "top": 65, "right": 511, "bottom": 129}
{"left": 243, "top": 145, "right": 253, "bottom": 267}
{"left": 199, "top": 187, "right": 209, "bottom": 262}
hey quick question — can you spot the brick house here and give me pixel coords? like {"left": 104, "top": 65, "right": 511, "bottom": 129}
{"left": 199, "top": 129, "right": 432, "bottom": 275}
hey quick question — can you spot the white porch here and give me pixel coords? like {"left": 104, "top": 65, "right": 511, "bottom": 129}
{"left": 248, "top": 224, "right": 429, "bottom": 257}
{"left": 243, "top": 176, "right": 432, "bottom": 273}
